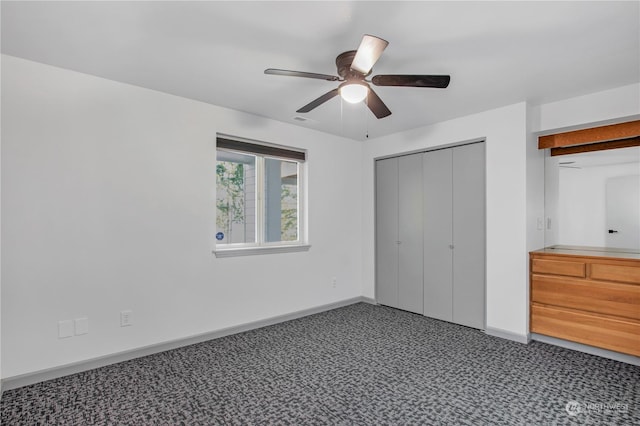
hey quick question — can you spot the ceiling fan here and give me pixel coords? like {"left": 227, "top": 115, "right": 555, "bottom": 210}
{"left": 264, "top": 34, "right": 450, "bottom": 119}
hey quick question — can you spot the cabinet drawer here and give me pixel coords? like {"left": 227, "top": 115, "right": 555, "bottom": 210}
{"left": 531, "top": 275, "right": 640, "bottom": 320}
{"left": 590, "top": 263, "right": 640, "bottom": 285}
{"left": 531, "top": 258, "right": 585, "bottom": 277}
{"left": 531, "top": 304, "right": 640, "bottom": 356}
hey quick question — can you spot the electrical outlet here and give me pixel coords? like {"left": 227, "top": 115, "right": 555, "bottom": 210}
{"left": 74, "top": 317, "right": 89, "bottom": 335}
{"left": 332, "top": 277, "right": 337, "bottom": 288}
{"left": 58, "top": 320, "right": 73, "bottom": 338}
{"left": 120, "top": 310, "right": 133, "bottom": 327}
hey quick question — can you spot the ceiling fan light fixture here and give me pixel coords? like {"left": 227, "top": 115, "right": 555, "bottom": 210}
{"left": 265, "top": 34, "right": 450, "bottom": 118}
{"left": 340, "top": 82, "right": 369, "bottom": 104}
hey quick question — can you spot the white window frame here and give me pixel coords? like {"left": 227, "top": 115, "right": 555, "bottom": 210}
{"left": 213, "top": 135, "right": 310, "bottom": 258}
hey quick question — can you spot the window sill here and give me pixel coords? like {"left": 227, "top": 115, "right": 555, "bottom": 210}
{"left": 213, "top": 244, "right": 311, "bottom": 258}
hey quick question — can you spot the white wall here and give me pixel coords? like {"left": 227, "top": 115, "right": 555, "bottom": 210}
{"left": 2, "top": 53, "right": 639, "bottom": 381}
{"left": 361, "top": 83, "right": 639, "bottom": 341}
{"left": 362, "top": 102, "right": 532, "bottom": 340}
{"left": 1, "top": 55, "right": 364, "bottom": 379}
{"left": 526, "top": 103, "right": 546, "bottom": 332}
{"left": 535, "top": 83, "right": 640, "bottom": 250}
{"left": 556, "top": 163, "right": 639, "bottom": 247}
{"left": 532, "top": 83, "right": 640, "bottom": 133}
{"left": 359, "top": 84, "right": 640, "bottom": 341}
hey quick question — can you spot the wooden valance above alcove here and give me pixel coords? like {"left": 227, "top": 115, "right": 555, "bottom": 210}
{"left": 538, "top": 119, "right": 640, "bottom": 156}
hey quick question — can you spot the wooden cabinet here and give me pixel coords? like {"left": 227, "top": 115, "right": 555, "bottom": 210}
{"left": 530, "top": 247, "right": 640, "bottom": 356}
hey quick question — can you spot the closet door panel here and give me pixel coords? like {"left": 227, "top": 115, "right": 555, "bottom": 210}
{"left": 452, "top": 143, "right": 486, "bottom": 329}
{"left": 398, "top": 154, "right": 424, "bottom": 314}
{"left": 375, "top": 158, "right": 399, "bottom": 308}
{"left": 423, "top": 149, "right": 453, "bottom": 322}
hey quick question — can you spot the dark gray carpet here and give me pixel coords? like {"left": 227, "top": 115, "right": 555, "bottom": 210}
{"left": 1, "top": 303, "right": 638, "bottom": 425}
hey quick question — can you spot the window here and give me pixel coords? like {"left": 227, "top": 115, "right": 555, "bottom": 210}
{"left": 214, "top": 135, "right": 308, "bottom": 257}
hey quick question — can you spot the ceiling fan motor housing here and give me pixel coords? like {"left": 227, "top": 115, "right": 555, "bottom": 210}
{"left": 336, "top": 50, "right": 370, "bottom": 79}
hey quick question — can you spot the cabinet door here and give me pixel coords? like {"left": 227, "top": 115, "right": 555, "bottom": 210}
{"left": 398, "top": 154, "right": 424, "bottom": 314}
{"left": 376, "top": 158, "right": 399, "bottom": 308}
{"left": 423, "top": 149, "right": 453, "bottom": 322}
{"left": 452, "top": 142, "right": 485, "bottom": 329}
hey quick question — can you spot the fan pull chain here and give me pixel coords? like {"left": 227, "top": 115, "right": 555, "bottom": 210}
{"left": 365, "top": 93, "right": 370, "bottom": 139}
{"left": 340, "top": 96, "right": 344, "bottom": 135}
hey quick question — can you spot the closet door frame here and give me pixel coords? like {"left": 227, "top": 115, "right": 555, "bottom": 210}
{"left": 375, "top": 139, "right": 486, "bottom": 330}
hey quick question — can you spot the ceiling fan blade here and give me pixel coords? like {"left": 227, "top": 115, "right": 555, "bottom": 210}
{"left": 296, "top": 88, "right": 340, "bottom": 113}
{"left": 372, "top": 74, "right": 451, "bottom": 88}
{"left": 351, "top": 34, "right": 389, "bottom": 75}
{"left": 265, "top": 68, "right": 340, "bottom": 81}
{"left": 366, "top": 87, "right": 392, "bottom": 119}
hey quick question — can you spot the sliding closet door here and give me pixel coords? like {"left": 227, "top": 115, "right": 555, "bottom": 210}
{"left": 376, "top": 158, "right": 399, "bottom": 308}
{"left": 398, "top": 154, "right": 423, "bottom": 314}
{"left": 423, "top": 149, "right": 453, "bottom": 322}
{"left": 452, "top": 143, "right": 485, "bottom": 329}
{"left": 377, "top": 145, "right": 484, "bottom": 323}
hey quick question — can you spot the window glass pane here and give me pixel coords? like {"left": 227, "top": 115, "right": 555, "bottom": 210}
{"left": 264, "top": 158, "right": 299, "bottom": 243}
{"left": 216, "top": 151, "right": 256, "bottom": 244}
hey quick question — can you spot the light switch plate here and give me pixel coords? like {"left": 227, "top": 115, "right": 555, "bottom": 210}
{"left": 74, "top": 317, "right": 89, "bottom": 335}
{"left": 58, "top": 320, "right": 73, "bottom": 338}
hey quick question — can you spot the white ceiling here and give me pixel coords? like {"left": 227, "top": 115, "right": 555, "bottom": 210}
{"left": 2, "top": 1, "right": 639, "bottom": 141}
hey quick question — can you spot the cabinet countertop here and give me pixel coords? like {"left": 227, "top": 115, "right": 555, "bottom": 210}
{"left": 531, "top": 245, "right": 640, "bottom": 260}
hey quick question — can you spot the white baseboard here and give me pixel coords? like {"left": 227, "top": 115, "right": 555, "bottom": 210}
{"left": 484, "top": 326, "right": 530, "bottom": 344}
{"left": 484, "top": 328, "right": 640, "bottom": 366}
{"left": 1, "top": 297, "right": 368, "bottom": 391}
{"left": 531, "top": 333, "right": 640, "bottom": 366}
